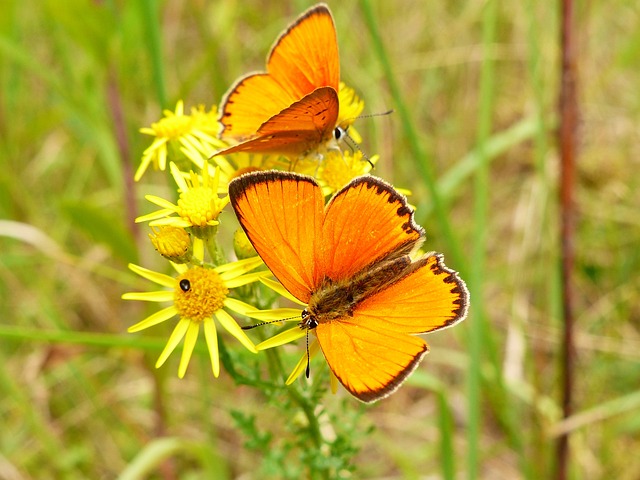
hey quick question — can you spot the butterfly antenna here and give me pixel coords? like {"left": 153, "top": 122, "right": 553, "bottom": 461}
{"left": 241, "top": 316, "right": 299, "bottom": 330}
{"left": 337, "top": 109, "right": 394, "bottom": 169}
{"left": 342, "top": 132, "right": 374, "bottom": 168}
{"left": 341, "top": 109, "right": 394, "bottom": 126}
{"left": 356, "top": 109, "right": 394, "bottom": 120}
{"left": 305, "top": 328, "right": 311, "bottom": 378}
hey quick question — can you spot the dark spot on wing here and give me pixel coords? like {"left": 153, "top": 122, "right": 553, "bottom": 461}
{"left": 401, "top": 221, "right": 415, "bottom": 234}
{"left": 397, "top": 205, "right": 412, "bottom": 217}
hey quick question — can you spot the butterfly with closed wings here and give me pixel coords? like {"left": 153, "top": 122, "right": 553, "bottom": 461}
{"left": 216, "top": 4, "right": 363, "bottom": 162}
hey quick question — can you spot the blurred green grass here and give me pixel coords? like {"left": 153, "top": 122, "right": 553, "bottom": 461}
{"left": 1, "top": 0, "right": 639, "bottom": 478}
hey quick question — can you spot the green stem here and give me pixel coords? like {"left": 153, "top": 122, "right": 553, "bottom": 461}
{"left": 437, "top": 391, "right": 456, "bottom": 480}
{"left": 467, "top": 1, "right": 498, "bottom": 478}
{"left": 263, "top": 345, "right": 328, "bottom": 480}
{"left": 288, "top": 384, "right": 324, "bottom": 449}
{"left": 359, "top": 0, "right": 464, "bottom": 269}
{"left": 204, "top": 226, "right": 225, "bottom": 266}
{"left": 139, "top": 0, "right": 167, "bottom": 108}
{"left": 264, "top": 347, "right": 324, "bottom": 449}
{"left": 0, "top": 324, "right": 169, "bottom": 350}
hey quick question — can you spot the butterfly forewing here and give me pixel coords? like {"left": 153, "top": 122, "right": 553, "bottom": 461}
{"left": 320, "top": 176, "right": 424, "bottom": 282}
{"left": 267, "top": 4, "right": 340, "bottom": 98}
{"left": 229, "top": 172, "right": 324, "bottom": 303}
{"left": 217, "top": 87, "right": 340, "bottom": 157}
{"left": 219, "top": 74, "right": 299, "bottom": 140}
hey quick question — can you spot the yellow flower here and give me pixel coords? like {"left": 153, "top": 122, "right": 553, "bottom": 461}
{"left": 233, "top": 228, "right": 257, "bottom": 259}
{"left": 316, "top": 150, "right": 379, "bottom": 196}
{"left": 181, "top": 82, "right": 367, "bottom": 187}
{"left": 250, "top": 310, "right": 339, "bottom": 393}
{"left": 136, "top": 101, "right": 221, "bottom": 181}
{"left": 148, "top": 226, "right": 192, "bottom": 263}
{"left": 336, "top": 82, "right": 365, "bottom": 135}
{"left": 180, "top": 138, "right": 280, "bottom": 194}
{"left": 235, "top": 277, "right": 339, "bottom": 390}
{"left": 136, "top": 161, "right": 228, "bottom": 238}
{"left": 122, "top": 255, "right": 270, "bottom": 378}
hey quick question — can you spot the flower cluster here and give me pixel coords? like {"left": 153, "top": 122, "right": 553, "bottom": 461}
{"left": 124, "top": 82, "right": 376, "bottom": 380}
{"left": 123, "top": 160, "right": 273, "bottom": 378}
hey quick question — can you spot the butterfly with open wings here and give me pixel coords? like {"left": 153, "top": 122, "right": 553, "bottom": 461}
{"left": 229, "top": 171, "right": 469, "bottom": 402}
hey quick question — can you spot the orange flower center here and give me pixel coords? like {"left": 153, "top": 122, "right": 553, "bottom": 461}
{"left": 174, "top": 267, "right": 228, "bottom": 322}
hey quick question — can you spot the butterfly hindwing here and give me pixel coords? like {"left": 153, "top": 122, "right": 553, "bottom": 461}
{"left": 218, "top": 87, "right": 339, "bottom": 157}
{"left": 257, "top": 87, "right": 339, "bottom": 137}
{"left": 315, "top": 319, "right": 428, "bottom": 403}
{"left": 354, "top": 253, "right": 469, "bottom": 333}
{"left": 315, "top": 253, "right": 468, "bottom": 402}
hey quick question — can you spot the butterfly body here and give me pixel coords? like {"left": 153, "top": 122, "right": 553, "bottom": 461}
{"left": 229, "top": 171, "right": 469, "bottom": 402}
{"left": 305, "top": 253, "right": 415, "bottom": 324}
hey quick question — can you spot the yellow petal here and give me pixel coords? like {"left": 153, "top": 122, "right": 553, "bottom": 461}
{"left": 155, "top": 317, "right": 190, "bottom": 368}
{"left": 215, "top": 256, "right": 263, "bottom": 275}
{"left": 179, "top": 134, "right": 204, "bottom": 155}
{"left": 128, "top": 263, "right": 175, "bottom": 287}
{"left": 223, "top": 270, "right": 271, "bottom": 288}
{"left": 149, "top": 218, "right": 195, "bottom": 228}
{"left": 259, "top": 277, "right": 306, "bottom": 306}
{"left": 144, "top": 194, "right": 177, "bottom": 210}
{"left": 193, "top": 237, "right": 204, "bottom": 263}
{"left": 134, "top": 153, "right": 154, "bottom": 182}
{"left": 242, "top": 308, "right": 302, "bottom": 322}
{"left": 286, "top": 339, "right": 320, "bottom": 385}
{"left": 122, "top": 291, "right": 173, "bottom": 302}
{"left": 170, "top": 162, "right": 189, "bottom": 193}
{"left": 190, "top": 130, "right": 222, "bottom": 146}
{"left": 223, "top": 297, "right": 262, "bottom": 316}
{"left": 158, "top": 144, "right": 167, "bottom": 171}
{"left": 127, "top": 306, "right": 177, "bottom": 332}
{"left": 215, "top": 309, "right": 257, "bottom": 353}
{"left": 135, "top": 209, "right": 175, "bottom": 223}
{"left": 203, "top": 318, "right": 220, "bottom": 377}
{"left": 141, "top": 137, "right": 168, "bottom": 153}
{"left": 174, "top": 100, "right": 184, "bottom": 116}
{"left": 211, "top": 155, "right": 235, "bottom": 177}
{"left": 178, "top": 320, "right": 200, "bottom": 378}
{"left": 180, "top": 142, "right": 204, "bottom": 167}
{"left": 257, "top": 326, "right": 306, "bottom": 350}
{"left": 171, "top": 261, "right": 188, "bottom": 274}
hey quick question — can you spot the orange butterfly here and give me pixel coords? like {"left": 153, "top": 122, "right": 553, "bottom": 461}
{"left": 216, "top": 4, "right": 348, "bottom": 159}
{"left": 229, "top": 171, "right": 469, "bottom": 402}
